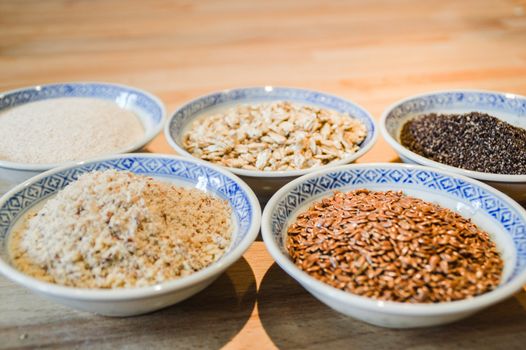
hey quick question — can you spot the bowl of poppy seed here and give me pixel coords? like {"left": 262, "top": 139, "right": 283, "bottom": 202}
{"left": 380, "top": 90, "right": 526, "bottom": 203}
{"left": 261, "top": 163, "right": 526, "bottom": 328}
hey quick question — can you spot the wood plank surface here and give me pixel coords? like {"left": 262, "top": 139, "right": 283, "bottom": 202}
{"left": 1, "top": 0, "right": 526, "bottom": 348}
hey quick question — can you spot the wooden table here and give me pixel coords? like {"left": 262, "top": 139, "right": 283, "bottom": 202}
{"left": 1, "top": 0, "right": 526, "bottom": 348}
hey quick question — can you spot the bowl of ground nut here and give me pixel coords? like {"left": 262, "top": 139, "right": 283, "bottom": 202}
{"left": 0, "top": 82, "right": 165, "bottom": 195}
{"left": 380, "top": 90, "right": 526, "bottom": 203}
{"left": 165, "top": 87, "right": 377, "bottom": 203}
{"left": 261, "top": 163, "right": 526, "bottom": 328}
{"left": 0, "top": 154, "right": 260, "bottom": 316}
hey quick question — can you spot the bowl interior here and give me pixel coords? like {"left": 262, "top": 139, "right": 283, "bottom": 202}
{"left": 0, "top": 155, "right": 255, "bottom": 265}
{"left": 267, "top": 165, "right": 526, "bottom": 287}
{"left": 166, "top": 87, "right": 376, "bottom": 168}
{"left": 384, "top": 90, "right": 526, "bottom": 144}
{"left": 0, "top": 82, "right": 164, "bottom": 145}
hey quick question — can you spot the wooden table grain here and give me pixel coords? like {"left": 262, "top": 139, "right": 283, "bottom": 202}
{"left": 1, "top": 0, "right": 526, "bottom": 348}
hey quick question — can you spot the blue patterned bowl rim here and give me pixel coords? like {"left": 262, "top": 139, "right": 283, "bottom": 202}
{"left": 0, "top": 153, "right": 261, "bottom": 299}
{"left": 0, "top": 82, "right": 166, "bottom": 171}
{"left": 380, "top": 89, "right": 526, "bottom": 182}
{"left": 164, "top": 86, "right": 378, "bottom": 178}
{"left": 261, "top": 162, "right": 526, "bottom": 314}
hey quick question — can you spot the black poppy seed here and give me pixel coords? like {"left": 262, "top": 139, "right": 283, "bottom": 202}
{"left": 400, "top": 112, "right": 526, "bottom": 175}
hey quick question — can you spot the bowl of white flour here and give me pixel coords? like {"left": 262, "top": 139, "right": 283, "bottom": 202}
{"left": 0, "top": 82, "right": 165, "bottom": 194}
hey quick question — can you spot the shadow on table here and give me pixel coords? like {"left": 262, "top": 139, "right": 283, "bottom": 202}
{"left": 258, "top": 263, "right": 526, "bottom": 349}
{"left": 9, "top": 257, "right": 257, "bottom": 349}
{"left": 102, "top": 256, "right": 258, "bottom": 348}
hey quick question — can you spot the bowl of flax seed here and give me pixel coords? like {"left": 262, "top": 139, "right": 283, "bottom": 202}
{"left": 380, "top": 90, "right": 526, "bottom": 203}
{"left": 261, "top": 163, "right": 526, "bottom": 328}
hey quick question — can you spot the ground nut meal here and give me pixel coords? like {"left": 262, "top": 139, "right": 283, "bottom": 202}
{"left": 287, "top": 190, "right": 503, "bottom": 303}
{"left": 9, "top": 170, "right": 232, "bottom": 289}
{"left": 182, "top": 101, "right": 367, "bottom": 171}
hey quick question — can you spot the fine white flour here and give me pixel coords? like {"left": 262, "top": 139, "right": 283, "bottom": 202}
{"left": 0, "top": 97, "right": 144, "bottom": 164}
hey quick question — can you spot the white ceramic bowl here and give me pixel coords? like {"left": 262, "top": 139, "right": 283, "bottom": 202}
{"left": 0, "top": 154, "right": 261, "bottom": 316}
{"left": 0, "top": 82, "right": 166, "bottom": 195}
{"left": 380, "top": 90, "right": 526, "bottom": 203}
{"left": 165, "top": 86, "right": 377, "bottom": 203}
{"left": 262, "top": 163, "right": 526, "bottom": 328}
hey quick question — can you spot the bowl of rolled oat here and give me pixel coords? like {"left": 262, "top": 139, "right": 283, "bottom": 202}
{"left": 261, "top": 163, "right": 526, "bottom": 328}
{"left": 0, "top": 82, "right": 165, "bottom": 195}
{"left": 380, "top": 90, "right": 526, "bottom": 203}
{"left": 0, "top": 154, "right": 260, "bottom": 316}
{"left": 165, "top": 86, "right": 377, "bottom": 203}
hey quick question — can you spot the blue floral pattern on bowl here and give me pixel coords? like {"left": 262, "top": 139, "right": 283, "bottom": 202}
{"left": 0, "top": 156, "right": 254, "bottom": 257}
{"left": 0, "top": 82, "right": 164, "bottom": 124}
{"left": 168, "top": 86, "right": 375, "bottom": 149}
{"left": 384, "top": 90, "right": 526, "bottom": 137}
{"left": 270, "top": 166, "right": 526, "bottom": 281}
{"left": 380, "top": 90, "right": 526, "bottom": 203}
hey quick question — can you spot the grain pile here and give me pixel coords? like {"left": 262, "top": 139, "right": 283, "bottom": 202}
{"left": 287, "top": 190, "right": 503, "bottom": 303}
{"left": 0, "top": 98, "right": 144, "bottom": 164}
{"left": 400, "top": 112, "right": 526, "bottom": 175}
{"left": 9, "top": 170, "right": 232, "bottom": 288}
{"left": 183, "top": 101, "right": 367, "bottom": 171}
